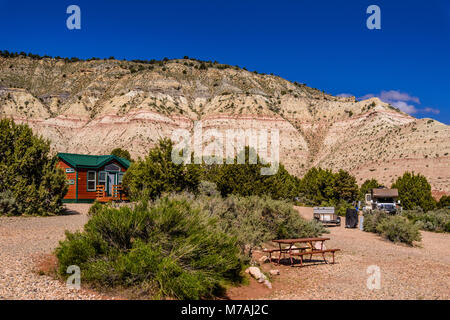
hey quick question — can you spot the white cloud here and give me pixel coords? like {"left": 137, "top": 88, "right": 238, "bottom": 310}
{"left": 358, "top": 90, "right": 439, "bottom": 116}
{"left": 337, "top": 93, "right": 354, "bottom": 98}
{"left": 423, "top": 107, "right": 440, "bottom": 114}
{"left": 379, "top": 90, "right": 420, "bottom": 104}
{"left": 359, "top": 93, "right": 376, "bottom": 100}
{"left": 391, "top": 101, "right": 418, "bottom": 114}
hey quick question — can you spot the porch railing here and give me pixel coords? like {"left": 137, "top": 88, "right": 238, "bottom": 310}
{"left": 96, "top": 184, "right": 128, "bottom": 202}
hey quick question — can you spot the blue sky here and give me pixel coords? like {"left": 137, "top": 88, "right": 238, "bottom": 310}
{"left": 0, "top": 0, "right": 449, "bottom": 123}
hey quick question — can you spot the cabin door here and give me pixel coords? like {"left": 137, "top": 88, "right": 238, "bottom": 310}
{"left": 107, "top": 173, "right": 116, "bottom": 196}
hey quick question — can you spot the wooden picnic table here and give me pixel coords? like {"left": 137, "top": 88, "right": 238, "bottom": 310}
{"left": 271, "top": 237, "right": 333, "bottom": 266}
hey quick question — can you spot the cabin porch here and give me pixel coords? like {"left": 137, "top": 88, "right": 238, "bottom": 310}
{"left": 96, "top": 184, "right": 128, "bottom": 203}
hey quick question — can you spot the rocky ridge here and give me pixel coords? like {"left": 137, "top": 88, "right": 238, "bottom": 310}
{"left": 1, "top": 56, "right": 448, "bottom": 194}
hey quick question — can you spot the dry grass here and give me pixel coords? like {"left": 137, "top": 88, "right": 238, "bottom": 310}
{"left": 33, "top": 253, "right": 58, "bottom": 277}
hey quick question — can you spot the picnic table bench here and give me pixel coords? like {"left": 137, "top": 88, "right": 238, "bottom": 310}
{"left": 268, "top": 238, "right": 340, "bottom": 267}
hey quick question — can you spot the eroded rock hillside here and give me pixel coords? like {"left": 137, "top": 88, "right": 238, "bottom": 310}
{"left": 1, "top": 56, "right": 449, "bottom": 194}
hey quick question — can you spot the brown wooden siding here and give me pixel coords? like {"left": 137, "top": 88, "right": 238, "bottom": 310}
{"left": 57, "top": 160, "right": 77, "bottom": 200}
{"left": 77, "top": 169, "right": 98, "bottom": 200}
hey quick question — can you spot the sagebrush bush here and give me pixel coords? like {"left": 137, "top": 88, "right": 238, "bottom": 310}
{"left": 0, "top": 190, "right": 20, "bottom": 216}
{"left": 56, "top": 197, "right": 244, "bottom": 299}
{"left": 193, "top": 194, "right": 327, "bottom": 256}
{"left": 87, "top": 200, "right": 104, "bottom": 216}
{"left": 363, "top": 210, "right": 388, "bottom": 233}
{"left": 376, "top": 216, "right": 421, "bottom": 245}
{"left": 446, "top": 222, "right": 450, "bottom": 233}
{"left": 402, "top": 207, "right": 450, "bottom": 233}
{"left": 363, "top": 210, "right": 421, "bottom": 245}
{"left": 198, "top": 180, "right": 220, "bottom": 197}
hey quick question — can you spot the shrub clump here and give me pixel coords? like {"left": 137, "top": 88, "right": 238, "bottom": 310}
{"left": 363, "top": 210, "right": 388, "bottom": 233}
{"left": 375, "top": 216, "right": 421, "bottom": 245}
{"left": 437, "top": 195, "right": 450, "bottom": 209}
{"left": 56, "top": 196, "right": 244, "bottom": 299}
{"left": 297, "top": 167, "right": 359, "bottom": 206}
{"left": 195, "top": 195, "right": 328, "bottom": 256}
{"left": 210, "top": 147, "right": 299, "bottom": 200}
{"left": 198, "top": 180, "right": 220, "bottom": 197}
{"left": 0, "top": 190, "right": 20, "bottom": 216}
{"left": 0, "top": 119, "right": 68, "bottom": 216}
{"left": 402, "top": 207, "right": 450, "bottom": 233}
{"left": 87, "top": 200, "right": 104, "bottom": 216}
{"left": 392, "top": 172, "right": 436, "bottom": 211}
{"left": 363, "top": 210, "right": 421, "bottom": 245}
{"left": 122, "top": 139, "right": 200, "bottom": 200}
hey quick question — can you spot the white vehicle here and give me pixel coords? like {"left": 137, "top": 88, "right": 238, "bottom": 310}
{"left": 313, "top": 207, "right": 341, "bottom": 226}
{"left": 363, "top": 188, "right": 402, "bottom": 214}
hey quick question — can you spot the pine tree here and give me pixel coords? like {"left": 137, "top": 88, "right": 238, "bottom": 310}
{"left": 392, "top": 172, "right": 436, "bottom": 211}
{"left": 0, "top": 119, "right": 68, "bottom": 215}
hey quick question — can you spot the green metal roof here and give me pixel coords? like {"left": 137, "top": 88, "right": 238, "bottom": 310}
{"left": 57, "top": 153, "right": 131, "bottom": 169}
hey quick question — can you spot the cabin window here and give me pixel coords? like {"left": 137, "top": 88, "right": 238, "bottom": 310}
{"left": 65, "top": 168, "right": 75, "bottom": 173}
{"left": 105, "top": 163, "right": 120, "bottom": 171}
{"left": 98, "top": 171, "right": 107, "bottom": 188}
{"left": 87, "top": 171, "right": 96, "bottom": 191}
{"left": 118, "top": 173, "right": 124, "bottom": 184}
{"left": 67, "top": 179, "right": 75, "bottom": 185}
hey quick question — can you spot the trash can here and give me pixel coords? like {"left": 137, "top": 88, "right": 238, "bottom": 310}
{"left": 345, "top": 209, "right": 358, "bottom": 228}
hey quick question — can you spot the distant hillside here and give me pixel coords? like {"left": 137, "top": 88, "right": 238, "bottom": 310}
{"left": 1, "top": 54, "right": 449, "bottom": 195}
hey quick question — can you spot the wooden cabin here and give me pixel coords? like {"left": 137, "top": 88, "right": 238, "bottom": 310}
{"left": 57, "top": 153, "right": 131, "bottom": 203}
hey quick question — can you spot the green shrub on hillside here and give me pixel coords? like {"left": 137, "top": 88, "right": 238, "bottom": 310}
{"left": 0, "top": 119, "right": 68, "bottom": 216}
{"left": 56, "top": 197, "right": 244, "bottom": 299}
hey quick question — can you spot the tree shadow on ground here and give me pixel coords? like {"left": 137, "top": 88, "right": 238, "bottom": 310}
{"left": 60, "top": 208, "right": 81, "bottom": 216}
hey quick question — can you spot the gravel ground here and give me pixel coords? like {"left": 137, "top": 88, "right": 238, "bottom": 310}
{"left": 248, "top": 207, "right": 450, "bottom": 300}
{"left": 0, "top": 204, "right": 116, "bottom": 300}
{"left": 1, "top": 204, "right": 449, "bottom": 300}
